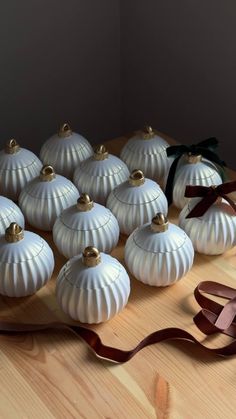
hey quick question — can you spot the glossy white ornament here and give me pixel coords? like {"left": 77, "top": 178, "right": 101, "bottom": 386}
{"left": 179, "top": 197, "right": 236, "bottom": 255}
{"left": 56, "top": 246, "right": 130, "bottom": 323}
{"left": 40, "top": 123, "right": 93, "bottom": 179}
{"left": 19, "top": 165, "right": 79, "bottom": 231}
{"left": 120, "top": 126, "right": 170, "bottom": 185}
{"left": 173, "top": 154, "right": 222, "bottom": 209}
{"left": 0, "top": 223, "right": 54, "bottom": 297}
{"left": 107, "top": 170, "right": 168, "bottom": 235}
{"left": 125, "top": 213, "right": 194, "bottom": 286}
{"left": 73, "top": 145, "right": 130, "bottom": 205}
{"left": 0, "top": 139, "right": 43, "bottom": 201}
{"left": 53, "top": 193, "right": 120, "bottom": 258}
{"left": 0, "top": 196, "right": 25, "bottom": 235}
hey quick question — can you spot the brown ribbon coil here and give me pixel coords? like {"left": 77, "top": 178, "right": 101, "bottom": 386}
{"left": 1, "top": 281, "right": 236, "bottom": 362}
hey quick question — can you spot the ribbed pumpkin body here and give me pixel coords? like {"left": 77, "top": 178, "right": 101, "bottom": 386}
{"left": 0, "top": 231, "right": 54, "bottom": 297}
{"left": 53, "top": 202, "right": 119, "bottom": 258}
{"left": 120, "top": 133, "right": 169, "bottom": 185}
{"left": 40, "top": 131, "right": 93, "bottom": 179}
{"left": 107, "top": 177, "right": 167, "bottom": 235}
{"left": 19, "top": 173, "right": 79, "bottom": 231}
{"left": 0, "top": 196, "right": 25, "bottom": 234}
{"left": 0, "top": 147, "right": 42, "bottom": 201}
{"left": 125, "top": 222, "right": 194, "bottom": 286}
{"left": 73, "top": 154, "right": 130, "bottom": 205}
{"left": 56, "top": 253, "right": 130, "bottom": 323}
{"left": 179, "top": 198, "right": 236, "bottom": 255}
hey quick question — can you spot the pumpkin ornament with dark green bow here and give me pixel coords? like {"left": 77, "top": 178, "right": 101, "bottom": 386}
{"left": 179, "top": 181, "right": 236, "bottom": 255}
{"left": 165, "top": 138, "right": 227, "bottom": 209}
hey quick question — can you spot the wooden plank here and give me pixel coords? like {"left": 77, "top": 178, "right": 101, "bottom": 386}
{"left": 0, "top": 132, "right": 235, "bottom": 418}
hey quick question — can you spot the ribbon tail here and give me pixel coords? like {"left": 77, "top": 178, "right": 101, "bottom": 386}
{"left": 222, "top": 195, "right": 236, "bottom": 214}
{"left": 186, "top": 196, "right": 217, "bottom": 218}
{"left": 165, "top": 154, "right": 182, "bottom": 206}
{"left": 184, "top": 185, "right": 210, "bottom": 198}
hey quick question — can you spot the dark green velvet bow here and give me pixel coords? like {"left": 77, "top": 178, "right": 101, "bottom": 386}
{"left": 165, "top": 137, "right": 226, "bottom": 206}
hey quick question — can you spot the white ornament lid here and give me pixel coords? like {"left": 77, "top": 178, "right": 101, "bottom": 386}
{"left": 122, "top": 126, "right": 168, "bottom": 155}
{"left": 0, "top": 223, "right": 51, "bottom": 263}
{"left": 59, "top": 247, "right": 127, "bottom": 290}
{"left": 21, "top": 165, "right": 79, "bottom": 199}
{"left": 79, "top": 144, "right": 129, "bottom": 177}
{"left": 110, "top": 169, "right": 166, "bottom": 205}
{"left": 0, "top": 139, "right": 42, "bottom": 171}
{"left": 130, "top": 213, "right": 190, "bottom": 253}
{"left": 57, "top": 193, "right": 117, "bottom": 231}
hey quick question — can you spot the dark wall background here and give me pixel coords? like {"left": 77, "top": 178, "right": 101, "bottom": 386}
{"left": 121, "top": 0, "right": 236, "bottom": 169}
{"left": 0, "top": 1, "right": 236, "bottom": 168}
{"left": 0, "top": 0, "right": 121, "bottom": 154}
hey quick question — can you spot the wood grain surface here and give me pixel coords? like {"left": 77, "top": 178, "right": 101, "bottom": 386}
{"left": 0, "top": 132, "right": 235, "bottom": 419}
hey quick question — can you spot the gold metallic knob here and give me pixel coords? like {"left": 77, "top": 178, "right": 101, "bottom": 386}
{"left": 82, "top": 246, "right": 101, "bottom": 267}
{"left": 5, "top": 223, "right": 24, "bottom": 243}
{"left": 5, "top": 139, "right": 20, "bottom": 154}
{"left": 40, "top": 165, "right": 56, "bottom": 181}
{"left": 151, "top": 213, "right": 169, "bottom": 233}
{"left": 143, "top": 125, "right": 155, "bottom": 140}
{"left": 129, "top": 169, "right": 145, "bottom": 186}
{"left": 186, "top": 153, "right": 202, "bottom": 164}
{"left": 58, "top": 122, "right": 72, "bottom": 138}
{"left": 94, "top": 144, "right": 108, "bottom": 160}
{"left": 77, "top": 193, "right": 94, "bottom": 211}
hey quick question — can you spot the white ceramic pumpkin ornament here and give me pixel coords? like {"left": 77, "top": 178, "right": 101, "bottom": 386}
{"left": 179, "top": 183, "right": 236, "bottom": 255}
{"left": 40, "top": 123, "right": 93, "bottom": 179}
{"left": 107, "top": 169, "right": 168, "bottom": 235}
{"left": 0, "top": 223, "right": 54, "bottom": 297}
{"left": 125, "top": 213, "right": 194, "bottom": 286}
{"left": 56, "top": 246, "right": 130, "bottom": 323}
{"left": 0, "top": 196, "right": 25, "bottom": 235}
{"left": 172, "top": 154, "right": 222, "bottom": 209}
{"left": 0, "top": 139, "right": 42, "bottom": 201}
{"left": 53, "top": 193, "right": 120, "bottom": 258}
{"left": 120, "top": 126, "right": 170, "bottom": 186}
{"left": 73, "top": 145, "right": 130, "bottom": 205}
{"left": 19, "top": 165, "right": 79, "bottom": 231}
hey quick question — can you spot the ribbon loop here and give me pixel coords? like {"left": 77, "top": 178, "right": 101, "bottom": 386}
{"left": 185, "top": 181, "right": 236, "bottom": 218}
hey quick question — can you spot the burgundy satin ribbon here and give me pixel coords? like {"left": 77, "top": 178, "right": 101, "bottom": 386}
{"left": 184, "top": 181, "right": 236, "bottom": 218}
{"left": 1, "top": 281, "right": 236, "bottom": 362}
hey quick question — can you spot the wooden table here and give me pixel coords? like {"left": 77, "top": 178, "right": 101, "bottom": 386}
{"left": 1, "top": 133, "right": 236, "bottom": 419}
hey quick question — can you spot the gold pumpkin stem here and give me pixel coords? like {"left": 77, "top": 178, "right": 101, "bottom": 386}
{"left": 94, "top": 144, "right": 109, "bottom": 160}
{"left": 82, "top": 246, "right": 101, "bottom": 267}
{"left": 40, "top": 165, "right": 56, "bottom": 181}
{"left": 5, "top": 223, "right": 24, "bottom": 243}
{"left": 129, "top": 169, "right": 145, "bottom": 186}
{"left": 186, "top": 153, "right": 202, "bottom": 164}
{"left": 5, "top": 139, "right": 20, "bottom": 154}
{"left": 58, "top": 123, "right": 72, "bottom": 138}
{"left": 151, "top": 213, "right": 169, "bottom": 233}
{"left": 143, "top": 125, "right": 155, "bottom": 140}
{"left": 77, "top": 193, "right": 94, "bottom": 211}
